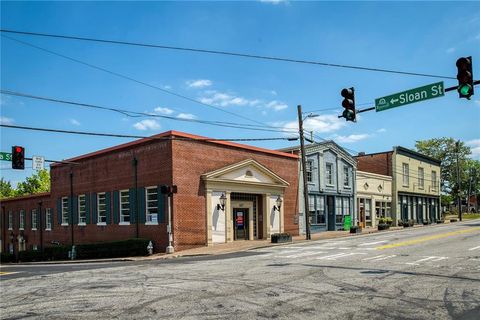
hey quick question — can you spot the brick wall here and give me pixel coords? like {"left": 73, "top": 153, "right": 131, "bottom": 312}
{"left": 355, "top": 152, "right": 393, "bottom": 177}
{"left": 172, "top": 139, "right": 299, "bottom": 251}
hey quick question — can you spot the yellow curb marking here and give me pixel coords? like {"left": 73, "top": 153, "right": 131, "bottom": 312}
{"left": 0, "top": 271, "right": 18, "bottom": 276}
{"left": 376, "top": 227, "right": 480, "bottom": 250}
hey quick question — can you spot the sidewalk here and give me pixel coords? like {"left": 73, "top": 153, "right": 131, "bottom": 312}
{"left": 4, "top": 223, "right": 429, "bottom": 265}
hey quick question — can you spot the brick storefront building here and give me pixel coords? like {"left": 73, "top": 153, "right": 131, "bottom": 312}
{"left": 1, "top": 131, "right": 299, "bottom": 256}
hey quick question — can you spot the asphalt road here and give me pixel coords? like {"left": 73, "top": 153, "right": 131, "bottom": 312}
{"left": 1, "top": 221, "right": 479, "bottom": 320}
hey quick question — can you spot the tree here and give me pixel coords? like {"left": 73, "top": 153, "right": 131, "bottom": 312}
{"left": 415, "top": 138, "right": 472, "bottom": 201}
{"left": 15, "top": 169, "right": 51, "bottom": 196}
{"left": 0, "top": 178, "right": 16, "bottom": 199}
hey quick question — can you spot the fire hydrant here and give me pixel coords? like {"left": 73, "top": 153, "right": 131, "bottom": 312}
{"left": 147, "top": 241, "right": 153, "bottom": 255}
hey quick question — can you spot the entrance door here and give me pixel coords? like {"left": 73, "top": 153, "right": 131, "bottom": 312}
{"left": 234, "top": 209, "right": 249, "bottom": 240}
{"left": 327, "top": 196, "right": 335, "bottom": 231}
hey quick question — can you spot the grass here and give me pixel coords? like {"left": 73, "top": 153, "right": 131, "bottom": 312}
{"left": 444, "top": 213, "right": 480, "bottom": 221}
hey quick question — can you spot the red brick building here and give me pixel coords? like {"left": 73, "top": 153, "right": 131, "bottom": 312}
{"left": 1, "top": 131, "right": 299, "bottom": 256}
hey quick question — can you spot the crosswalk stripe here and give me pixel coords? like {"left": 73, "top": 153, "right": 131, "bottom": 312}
{"left": 406, "top": 256, "right": 447, "bottom": 265}
{"left": 283, "top": 251, "right": 326, "bottom": 258}
{"left": 358, "top": 241, "right": 388, "bottom": 246}
{"left": 316, "top": 252, "right": 366, "bottom": 260}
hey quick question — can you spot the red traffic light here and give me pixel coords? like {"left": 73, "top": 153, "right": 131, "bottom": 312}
{"left": 15, "top": 146, "right": 23, "bottom": 153}
{"left": 12, "top": 145, "right": 25, "bottom": 170}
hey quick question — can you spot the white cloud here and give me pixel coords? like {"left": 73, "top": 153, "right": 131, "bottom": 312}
{"left": 70, "top": 119, "right": 80, "bottom": 126}
{"left": 280, "top": 114, "right": 345, "bottom": 135}
{"left": 260, "top": 0, "right": 288, "bottom": 4}
{"left": 377, "top": 128, "right": 387, "bottom": 133}
{"left": 0, "top": 116, "right": 14, "bottom": 125}
{"left": 474, "top": 99, "right": 480, "bottom": 106}
{"left": 332, "top": 134, "right": 371, "bottom": 143}
{"left": 266, "top": 100, "right": 288, "bottom": 111}
{"left": 466, "top": 139, "right": 480, "bottom": 159}
{"left": 270, "top": 90, "right": 277, "bottom": 96}
{"left": 154, "top": 107, "right": 174, "bottom": 115}
{"left": 446, "top": 47, "right": 456, "bottom": 54}
{"left": 187, "top": 79, "right": 212, "bottom": 88}
{"left": 177, "top": 113, "right": 196, "bottom": 120}
{"left": 199, "top": 91, "right": 260, "bottom": 107}
{"left": 162, "top": 85, "right": 172, "bottom": 90}
{"left": 133, "top": 119, "right": 161, "bottom": 131}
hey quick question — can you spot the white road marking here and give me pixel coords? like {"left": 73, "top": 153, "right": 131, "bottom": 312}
{"left": 372, "top": 255, "right": 397, "bottom": 261}
{"left": 362, "top": 255, "right": 386, "bottom": 261}
{"left": 358, "top": 241, "right": 388, "bottom": 246}
{"left": 406, "top": 256, "right": 448, "bottom": 265}
{"left": 283, "top": 251, "right": 326, "bottom": 258}
{"left": 468, "top": 245, "right": 480, "bottom": 251}
{"left": 316, "top": 252, "right": 366, "bottom": 261}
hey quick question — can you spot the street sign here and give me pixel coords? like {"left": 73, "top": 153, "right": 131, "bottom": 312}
{"left": 375, "top": 82, "right": 444, "bottom": 112}
{"left": 0, "top": 152, "right": 12, "bottom": 161}
{"left": 32, "top": 156, "right": 45, "bottom": 171}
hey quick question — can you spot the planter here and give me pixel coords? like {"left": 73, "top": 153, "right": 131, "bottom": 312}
{"left": 378, "top": 223, "right": 390, "bottom": 231}
{"left": 271, "top": 233, "right": 292, "bottom": 243}
{"left": 350, "top": 226, "right": 362, "bottom": 234}
{"left": 423, "top": 220, "right": 430, "bottom": 225}
{"left": 436, "top": 219, "right": 445, "bottom": 224}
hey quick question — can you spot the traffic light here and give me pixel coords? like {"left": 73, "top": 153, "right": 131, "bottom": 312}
{"left": 12, "top": 146, "right": 25, "bottom": 169}
{"left": 456, "top": 56, "right": 474, "bottom": 99}
{"left": 341, "top": 87, "right": 356, "bottom": 122}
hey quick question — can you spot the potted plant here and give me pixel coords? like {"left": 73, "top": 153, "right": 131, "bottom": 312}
{"left": 271, "top": 233, "right": 292, "bottom": 243}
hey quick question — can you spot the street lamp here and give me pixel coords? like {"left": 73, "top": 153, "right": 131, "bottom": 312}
{"left": 217, "top": 193, "right": 227, "bottom": 211}
{"left": 273, "top": 196, "right": 282, "bottom": 211}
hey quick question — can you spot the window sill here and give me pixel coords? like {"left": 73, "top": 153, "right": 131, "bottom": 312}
{"left": 119, "top": 222, "right": 130, "bottom": 226}
{"left": 343, "top": 186, "right": 351, "bottom": 189}
{"left": 32, "top": 228, "right": 37, "bottom": 231}
{"left": 145, "top": 222, "right": 159, "bottom": 226}
{"left": 8, "top": 228, "right": 12, "bottom": 231}
{"left": 19, "top": 228, "right": 24, "bottom": 231}
{"left": 78, "top": 223, "right": 86, "bottom": 227}
{"left": 45, "top": 228, "right": 51, "bottom": 231}
{"left": 97, "top": 222, "right": 107, "bottom": 226}
{"left": 61, "top": 223, "right": 69, "bottom": 227}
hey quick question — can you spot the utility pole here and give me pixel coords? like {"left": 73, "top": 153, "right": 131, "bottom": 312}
{"left": 297, "top": 105, "right": 311, "bottom": 240}
{"left": 133, "top": 156, "right": 139, "bottom": 238}
{"left": 69, "top": 167, "right": 75, "bottom": 259}
{"left": 456, "top": 141, "right": 462, "bottom": 221}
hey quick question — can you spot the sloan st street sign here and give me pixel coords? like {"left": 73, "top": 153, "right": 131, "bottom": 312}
{"left": 375, "top": 82, "right": 444, "bottom": 112}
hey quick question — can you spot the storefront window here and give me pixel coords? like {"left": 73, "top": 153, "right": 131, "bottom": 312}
{"left": 365, "top": 199, "right": 371, "bottom": 222}
{"left": 336, "top": 197, "right": 343, "bottom": 223}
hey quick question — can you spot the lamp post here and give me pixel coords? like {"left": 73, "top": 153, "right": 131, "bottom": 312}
{"left": 217, "top": 193, "right": 227, "bottom": 211}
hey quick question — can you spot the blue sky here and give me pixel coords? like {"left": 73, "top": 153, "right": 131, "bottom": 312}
{"left": 1, "top": 1, "right": 479, "bottom": 186}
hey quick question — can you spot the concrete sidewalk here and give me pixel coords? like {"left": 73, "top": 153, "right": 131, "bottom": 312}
{"left": 6, "top": 223, "right": 431, "bottom": 265}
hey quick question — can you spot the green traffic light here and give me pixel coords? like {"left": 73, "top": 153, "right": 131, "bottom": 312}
{"left": 459, "top": 84, "right": 472, "bottom": 96}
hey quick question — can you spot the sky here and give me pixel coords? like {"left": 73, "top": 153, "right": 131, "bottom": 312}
{"left": 1, "top": 1, "right": 480, "bottom": 186}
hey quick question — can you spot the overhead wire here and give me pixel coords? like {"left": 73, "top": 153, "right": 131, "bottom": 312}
{"left": 0, "top": 89, "right": 299, "bottom": 134}
{"left": 0, "top": 29, "right": 456, "bottom": 80}
{"left": 1, "top": 34, "right": 286, "bottom": 129}
{"left": 0, "top": 124, "right": 299, "bottom": 142}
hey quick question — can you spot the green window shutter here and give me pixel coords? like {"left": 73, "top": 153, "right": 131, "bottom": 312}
{"left": 91, "top": 193, "right": 97, "bottom": 224}
{"left": 57, "top": 198, "right": 62, "bottom": 225}
{"left": 71, "top": 196, "right": 78, "bottom": 225}
{"left": 105, "top": 192, "right": 112, "bottom": 224}
{"left": 129, "top": 188, "right": 137, "bottom": 224}
{"left": 138, "top": 187, "right": 146, "bottom": 224}
{"left": 85, "top": 193, "right": 91, "bottom": 224}
{"left": 113, "top": 191, "right": 119, "bottom": 224}
{"left": 157, "top": 186, "right": 165, "bottom": 224}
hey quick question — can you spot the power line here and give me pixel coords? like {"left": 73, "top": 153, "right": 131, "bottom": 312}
{"left": 0, "top": 89, "right": 299, "bottom": 134}
{"left": 1, "top": 124, "right": 299, "bottom": 142}
{"left": 0, "top": 29, "right": 456, "bottom": 80}
{"left": 1, "top": 35, "right": 280, "bottom": 129}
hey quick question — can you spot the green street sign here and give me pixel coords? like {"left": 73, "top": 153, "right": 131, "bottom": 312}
{"left": 375, "top": 82, "right": 444, "bottom": 112}
{"left": 0, "top": 152, "right": 12, "bottom": 161}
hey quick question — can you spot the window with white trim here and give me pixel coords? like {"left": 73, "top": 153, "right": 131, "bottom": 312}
{"left": 62, "top": 197, "right": 69, "bottom": 225}
{"left": 32, "top": 209, "right": 38, "bottom": 230}
{"left": 97, "top": 192, "right": 107, "bottom": 224}
{"left": 45, "top": 208, "right": 52, "bottom": 230}
{"left": 8, "top": 211, "right": 13, "bottom": 230}
{"left": 418, "top": 167, "right": 424, "bottom": 189}
{"left": 20, "top": 210, "right": 25, "bottom": 230}
{"left": 120, "top": 190, "right": 130, "bottom": 223}
{"left": 306, "top": 160, "right": 313, "bottom": 183}
{"left": 146, "top": 187, "right": 158, "bottom": 224}
{"left": 326, "top": 163, "right": 334, "bottom": 185}
{"left": 78, "top": 194, "right": 86, "bottom": 225}
{"left": 402, "top": 163, "right": 409, "bottom": 186}
{"left": 343, "top": 165, "right": 350, "bottom": 187}
{"left": 431, "top": 171, "right": 437, "bottom": 191}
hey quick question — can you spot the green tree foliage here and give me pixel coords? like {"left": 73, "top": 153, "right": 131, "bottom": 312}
{"left": 0, "top": 178, "right": 16, "bottom": 199}
{"left": 415, "top": 138, "right": 478, "bottom": 201}
{"left": 15, "top": 169, "right": 51, "bottom": 196}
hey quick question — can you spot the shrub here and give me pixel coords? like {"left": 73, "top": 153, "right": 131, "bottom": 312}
{"left": 18, "top": 250, "right": 44, "bottom": 262}
{"left": 271, "top": 233, "right": 292, "bottom": 243}
{"left": 1, "top": 252, "right": 14, "bottom": 263}
{"left": 379, "top": 217, "right": 393, "bottom": 226}
{"left": 350, "top": 226, "right": 361, "bottom": 234}
{"left": 75, "top": 238, "right": 150, "bottom": 259}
